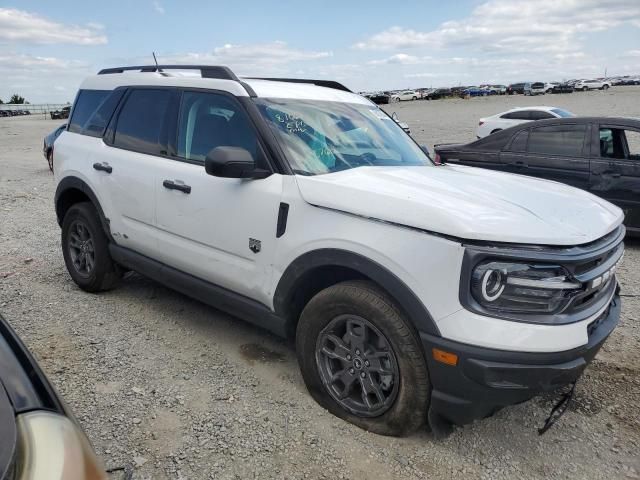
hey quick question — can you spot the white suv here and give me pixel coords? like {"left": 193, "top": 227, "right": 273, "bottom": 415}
{"left": 574, "top": 79, "right": 611, "bottom": 91}
{"left": 54, "top": 65, "right": 624, "bottom": 437}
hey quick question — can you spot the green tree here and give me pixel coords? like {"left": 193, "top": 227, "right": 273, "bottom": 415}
{"left": 9, "top": 94, "right": 25, "bottom": 104}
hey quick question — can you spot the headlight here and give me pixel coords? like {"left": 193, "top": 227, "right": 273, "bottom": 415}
{"left": 471, "top": 261, "right": 581, "bottom": 314}
{"left": 15, "top": 411, "right": 107, "bottom": 480}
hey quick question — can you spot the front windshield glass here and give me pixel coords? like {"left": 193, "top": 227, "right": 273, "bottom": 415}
{"left": 254, "top": 98, "right": 431, "bottom": 176}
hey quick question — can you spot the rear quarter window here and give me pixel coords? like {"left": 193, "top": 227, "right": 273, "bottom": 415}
{"left": 68, "top": 89, "right": 110, "bottom": 134}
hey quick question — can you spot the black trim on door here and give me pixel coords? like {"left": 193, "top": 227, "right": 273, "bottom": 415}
{"left": 273, "top": 248, "right": 441, "bottom": 337}
{"left": 109, "top": 244, "right": 288, "bottom": 337}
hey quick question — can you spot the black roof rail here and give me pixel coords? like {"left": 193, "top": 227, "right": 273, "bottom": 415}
{"left": 247, "top": 78, "right": 352, "bottom": 93}
{"left": 97, "top": 65, "right": 239, "bottom": 81}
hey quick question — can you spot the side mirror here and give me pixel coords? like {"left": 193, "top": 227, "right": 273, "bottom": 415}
{"left": 420, "top": 144, "right": 430, "bottom": 156}
{"left": 204, "top": 146, "right": 271, "bottom": 179}
{"left": 391, "top": 112, "right": 399, "bottom": 121}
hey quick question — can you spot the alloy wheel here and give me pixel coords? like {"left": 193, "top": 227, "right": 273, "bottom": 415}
{"left": 315, "top": 314, "right": 399, "bottom": 417}
{"left": 68, "top": 220, "right": 95, "bottom": 277}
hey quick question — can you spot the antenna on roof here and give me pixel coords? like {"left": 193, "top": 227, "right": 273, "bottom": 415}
{"left": 152, "top": 52, "right": 161, "bottom": 71}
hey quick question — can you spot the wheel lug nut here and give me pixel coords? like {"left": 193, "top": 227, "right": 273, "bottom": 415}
{"left": 346, "top": 355, "right": 352, "bottom": 361}
{"left": 355, "top": 349, "right": 360, "bottom": 355}
{"left": 349, "top": 368, "right": 355, "bottom": 374}
{"left": 360, "top": 372, "right": 366, "bottom": 378}
{"left": 365, "top": 360, "right": 370, "bottom": 367}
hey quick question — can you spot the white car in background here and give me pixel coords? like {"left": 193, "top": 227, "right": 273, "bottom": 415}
{"left": 476, "top": 106, "right": 575, "bottom": 138}
{"left": 574, "top": 79, "right": 611, "bottom": 91}
{"left": 390, "top": 90, "right": 419, "bottom": 102}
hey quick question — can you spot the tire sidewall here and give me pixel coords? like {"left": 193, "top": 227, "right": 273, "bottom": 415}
{"left": 296, "top": 283, "right": 429, "bottom": 436}
{"left": 61, "top": 202, "right": 115, "bottom": 291}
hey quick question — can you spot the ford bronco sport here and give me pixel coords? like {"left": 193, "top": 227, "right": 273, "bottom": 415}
{"left": 54, "top": 65, "right": 624, "bottom": 436}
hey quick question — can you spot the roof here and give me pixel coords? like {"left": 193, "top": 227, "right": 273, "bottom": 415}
{"left": 80, "top": 68, "right": 371, "bottom": 105}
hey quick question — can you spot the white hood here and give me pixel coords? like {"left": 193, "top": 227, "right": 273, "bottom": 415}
{"left": 294, "top": 165, "right": 623, "bottom": 246}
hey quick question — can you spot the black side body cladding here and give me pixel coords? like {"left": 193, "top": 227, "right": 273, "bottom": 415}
{"left": 54, "top": 177, "right": 112, "bottom": 240}
{"left": 273, "top": 249, "right": 440, "bottom": 336}
{"left": 109, "top": 245, "right": 288, "bottom": 337}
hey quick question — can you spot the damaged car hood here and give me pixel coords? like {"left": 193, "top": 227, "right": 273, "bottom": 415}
{"left": 294, "top": 165, "right": 624, "bottom": 246}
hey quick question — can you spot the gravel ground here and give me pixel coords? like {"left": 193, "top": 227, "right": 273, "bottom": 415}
{"left": 1, "top": 88, "right": 640, "bottom": 480}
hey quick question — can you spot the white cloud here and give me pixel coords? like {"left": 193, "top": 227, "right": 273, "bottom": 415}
{"left": 367, "top": 54, "right": 428, "bottom": 66}
{"left": 0, "top": 8, "right": 107, "bottom": 45}
{"left": 353, "top": 0, "right": 640, "bottom": 54}
{"left": 212, "top": 41, "right": 331, "bottom": 64}
{"left": 0, "top": 53, "right": 92, "bottom": 103}
{"left": 154, "top": 42, "right": 332, "bottom": 76}
{"left": 153, "top": 1, "right": 165, "bottom": 14}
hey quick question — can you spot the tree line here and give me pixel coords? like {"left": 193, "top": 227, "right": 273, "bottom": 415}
{"left": 0, "top": 94, "right": 27, "bottom": 104}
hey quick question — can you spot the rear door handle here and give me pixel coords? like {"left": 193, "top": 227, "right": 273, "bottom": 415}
{"left": 163, "top": 179, "right": 191, "bottom": 194}
{"left": 93, "top": 162, "right": 112, "bottom": 173}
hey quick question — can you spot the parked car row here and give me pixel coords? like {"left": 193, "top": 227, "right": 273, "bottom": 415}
{"left": 0, "top": 109, "right": 31, "bottom": 117}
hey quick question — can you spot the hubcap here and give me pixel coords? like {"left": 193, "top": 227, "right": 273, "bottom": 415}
{"left": 315, "top": 314, "right": 399, "bottom": 417}
{"left": 68, "top": 220, "right": 95, "bottom": 277}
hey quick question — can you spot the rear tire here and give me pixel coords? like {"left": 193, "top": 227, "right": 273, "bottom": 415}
{"left": 61, "top": 202, "right": 121, "bottom": 292}
{"left": 583, "top": 86, "right": 588, "bottom": 91}
{"left": 602, "top": 84, "right": 609, "bottom": 90}
{"left": 296, "top": 280, "right": 430, "bottom": 437}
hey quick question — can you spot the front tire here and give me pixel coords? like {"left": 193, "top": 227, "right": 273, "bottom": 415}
{"left": 61, "top": 202, "right": 121, "bottom": 292}
{"left": 296, "top": 280, "right": 430, "bottom": 437}
{"left": 47, "top": 151, "right": 53, "bottom": 173}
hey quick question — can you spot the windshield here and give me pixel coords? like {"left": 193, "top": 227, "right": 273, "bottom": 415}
{"left": 550, "top": 108, "right": 575, "bottom": 118}
{"left": 254, "top": 98, "right": 431, "bottom": 176}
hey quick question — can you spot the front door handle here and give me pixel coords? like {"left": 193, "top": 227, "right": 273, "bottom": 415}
{"left": 514, "top": 160, "right": 528, "bottom": 168}
{"left": 163, "top": 179, "right": 191, "bottom": 194}
{"left": 93, "top": 162, "right": 112, "bottom": 173}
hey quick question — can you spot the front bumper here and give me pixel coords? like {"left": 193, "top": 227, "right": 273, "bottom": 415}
{"left": 421, "top": 295, "right": 621, "bottom": 426}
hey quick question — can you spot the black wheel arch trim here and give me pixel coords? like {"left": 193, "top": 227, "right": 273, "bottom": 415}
{"left": 54, "top": 176, "right": 113, "bottom": 241}
{"left": 273, "top": 248, "right": 441, "bottom": 337}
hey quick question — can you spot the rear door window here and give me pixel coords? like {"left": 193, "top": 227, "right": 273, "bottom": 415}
{"left": 529, "top": 111, "right": 555, "bottom": 120}
{"left": 68, "top": 89, "right": 110, "bottom": 134}
{"left": 501, "top": 111, "right": 532, "bottom": 120}
{"left": 113, "top": 89, "right": 172, "bottom": 155}
{"left": 528, "top": 124, "right": 587, "bottom": 156}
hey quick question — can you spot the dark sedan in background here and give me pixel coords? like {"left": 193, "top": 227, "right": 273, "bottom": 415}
{"left": 0, "top": 313, "right": 107, "bottom": 479}
{"left": 435, "top": 117, "right": 640, "bottom": 233}
{"left": 43, "top": 124, "right": 67, "bottom": 172}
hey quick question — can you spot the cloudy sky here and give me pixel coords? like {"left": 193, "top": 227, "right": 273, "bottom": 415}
{"left": 1, "top": 0, "right": 639, "bottom": 103}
